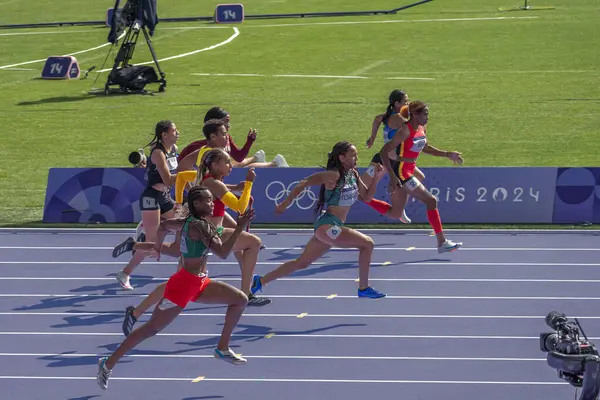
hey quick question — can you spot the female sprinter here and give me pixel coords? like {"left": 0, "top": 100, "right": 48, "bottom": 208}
{"left": 362, "top": 89, "right": 425, "bottom": 224}
{"left": 113, "top": 121, "right": 181, "bottom": 290}
{"left": 250, "top": 141, "right": 387, "bottom": 299}
{"left": 97, "top": 186, "right": 254, "bottom": 390}
{"left": 380, "top": 100, "right": 464, "bottom": 253}
{"left": 120, "top": 149, "right": 269, "bottom": 337}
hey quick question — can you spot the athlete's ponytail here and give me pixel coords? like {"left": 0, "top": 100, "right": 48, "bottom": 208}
{"left": 315, "top": 141, "right": 352, "bottom": 217}
{"left": 382, "top": 90, "right": 407, "bottom": 124}
{"left": 145, "top": 120, "right": 173, "bottom": 148}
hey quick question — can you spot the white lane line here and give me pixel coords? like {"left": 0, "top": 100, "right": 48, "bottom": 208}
{"left": 2, "top": 277, "right": 600, "bottom": 283}
{"left": 0, "top": 311, "right": 597, "bottom": 319}
{"left": 1, "top": 245, "right": 598, "bottom": 251}
{"left": 0, "top": 293, "right": 598, "bottom": 301}
{"left": 0, "top": 331, "right": 576, "bottom": 340}
{"left": 0, "top": 31, "right": 126, "bottom": 70}
{"left": 0, "top": 227, "right": 597, "bottom": 233}
{"left": 1, "top": 243, "right": 599, "bottom": 251}
{"left": 0, "top": 375, "right": 565, "bottom": 385}
{"left": 0, "top": 352, "right": 545, "bottom": 362}
{"left": 0, "top": 261, "right": 599, "bottom": 267}
{"left": 97, "top": 27, "right": 240, "bottom": 72}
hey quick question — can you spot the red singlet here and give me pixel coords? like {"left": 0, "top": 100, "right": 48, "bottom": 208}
{"left": 396, "top": 123, "right": 428, "bottom": 182}
{"left": 202, "top": 174, "right": 226, "bottom": 217}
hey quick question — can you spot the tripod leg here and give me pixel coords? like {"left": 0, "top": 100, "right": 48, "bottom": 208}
{"left": 105, "top": 25, "right": 145, "bottom": 93}
{"left": 142, "top": 27, "right": 167, "bottom": 91}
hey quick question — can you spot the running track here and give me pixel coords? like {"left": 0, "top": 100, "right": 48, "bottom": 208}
{"left": 0, "top": 227, "right": 599, "bottom": 400}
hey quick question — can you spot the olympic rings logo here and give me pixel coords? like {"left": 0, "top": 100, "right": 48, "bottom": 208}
{"left": 265, "top": 180, "right": 318, "bottom": 210}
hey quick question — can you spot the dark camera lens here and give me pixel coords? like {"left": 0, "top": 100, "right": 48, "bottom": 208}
{"left": 129, "top": 151, "right": 142, "bottom": 165}
{"left": 546, "top": 311, "right": 568, "bottom": 330}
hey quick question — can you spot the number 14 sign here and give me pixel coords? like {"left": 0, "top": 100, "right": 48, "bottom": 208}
{"left": 214, "top": 3, "right": 244, "bottom": 23}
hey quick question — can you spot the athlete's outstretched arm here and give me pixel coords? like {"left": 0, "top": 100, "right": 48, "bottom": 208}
{"left": 366, "top": 114, "right": 385, "bottom": 148}
{"left": 189, "top": 211, "right": 254, "bottom": 259}
{"left": 154, "top": 218, "right": 186, "bottom": 253}
{"left": 276, "top": 170, "right": 339, "bottom": 213}
{"left": 354, "top": 167, "right": 382, "bottom": 202}
{"left": 423, "top": 144, "right": 464, "bottom": 165}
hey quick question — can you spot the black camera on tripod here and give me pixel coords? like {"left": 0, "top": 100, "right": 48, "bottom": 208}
{"left": 541, "top": 311, "right": 600, "bottom": 399}
{"left": 103, "top": 0, "right": 166, "bottom": 94}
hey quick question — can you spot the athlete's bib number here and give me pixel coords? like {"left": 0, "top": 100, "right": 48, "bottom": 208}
{"left": 167, "top": 156, "right": 178, "bottom": 172}
{"left": 404, "top": 177, "right": 420, "bottom": 192}
{"left": 366, "top": 165, "right": 376, "bottom": 177}
{"left": 326, "top": 225, "right": 342, "bottom": 240}
{"left": 410, "top": 137, "right": 427, "bottom": 153}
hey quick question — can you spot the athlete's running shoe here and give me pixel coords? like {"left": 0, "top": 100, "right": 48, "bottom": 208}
{"left": 112, "top": 237, "right": 135, "bottom": 258}
{"left": 250, "top": 274, "right": 263, "bottom": 295}
{"left": 247, "top": 293, "right": 271, "bottom": 306}
{"left": 438, "top": 240, "right": 463, "bottom": 253}
{"left": 399, "top": 210, "right": 411, "bottom": 224}
{"left": 214, "top": 348, "right": 247, "bottom": 365}
{"left": 97, "top": 357, "right": 112, "bottom": 390}
{"left": 116, "top": 271, "right": 133, "bottom": 291}
{"left": 358, "top": 287, "right": 386, "bottom": 299}
{"left": 122, "top": 305, "right": 137, "bottom": 337}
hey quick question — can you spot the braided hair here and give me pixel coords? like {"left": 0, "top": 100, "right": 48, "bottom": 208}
{"left": 315, "top": 141, "right": 353, "bottom": 217}
{"left": 382, "top": 90, "right": 407, "bottom": 124}
{"left": 198, "top": 148, "right": 229, "bottom": 181}
{"left": 186, "top": 185, "right": 217, "bottom": 241}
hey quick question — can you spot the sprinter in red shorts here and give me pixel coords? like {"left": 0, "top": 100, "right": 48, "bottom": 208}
{"left": 97, "top": 186, "right": 255, "bottom": 391}
{"left": 379, "top": 100, "right": 464, "bottom": 253}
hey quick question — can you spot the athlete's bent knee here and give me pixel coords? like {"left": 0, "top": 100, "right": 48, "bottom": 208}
{"left": 235, "top": 291, "right": 249, "bottom": 306}
{"left": 252, "top": 234, "right": 262, "bottom": 248}
{"left": 360, "top": 236, "right": 375, "bottom": 252}
{"left": 425, "top": 193, "right": 438, "bottom": 210}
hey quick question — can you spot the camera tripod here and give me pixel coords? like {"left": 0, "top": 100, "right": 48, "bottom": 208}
{"left": 102, "top": 20, "right": 167, "bottom": 94}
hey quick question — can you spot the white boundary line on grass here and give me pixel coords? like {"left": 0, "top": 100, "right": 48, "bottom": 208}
{"left": 97, "top": 27, "right": 240, "bottom": 73}
{"left": 0, "top": 16, "right": 541, "bottom": 38}
{"left": 0, "top": 31, "right": 127, "bottom": 70}
{"left": 191, "top": 72, "right": 436, "bottom": 81}
{"left": 159, "top": 16, "right": 541, "bottom": 31}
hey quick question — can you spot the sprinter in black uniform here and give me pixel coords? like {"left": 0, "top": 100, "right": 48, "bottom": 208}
{"left": 114, "top": 120, "right": 180, "bottom": 290}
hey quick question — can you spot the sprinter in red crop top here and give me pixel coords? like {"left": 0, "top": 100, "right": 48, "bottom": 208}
{"left": 379, "top": 100, "right": 464, "bottom": 254}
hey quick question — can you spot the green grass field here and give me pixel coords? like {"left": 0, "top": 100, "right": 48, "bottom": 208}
{"left": 0, "top": 0, "right": 598, "bottom": 225}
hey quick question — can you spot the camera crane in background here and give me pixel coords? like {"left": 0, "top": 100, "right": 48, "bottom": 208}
{"left": 92, "top": 0, "right": 166, "bottom": 95}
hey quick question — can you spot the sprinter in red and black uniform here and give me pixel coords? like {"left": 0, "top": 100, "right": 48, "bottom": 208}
{"left": 380, "top": 101, "right": 464, "bottom": 253}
